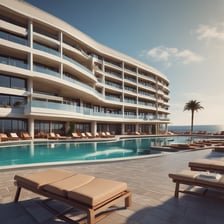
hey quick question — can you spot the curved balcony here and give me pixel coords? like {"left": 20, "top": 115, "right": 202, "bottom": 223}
{"left": 33, "top": 42, "right": 60, "bottom": 57}
{"left": 0, "top": 56, "right": 28, "bottom": 69}
{"left": 0, "top": 30, "right": 28, "bottom": 46}
{"left": 25, "top": 100, "right": 164, "bottom": 121}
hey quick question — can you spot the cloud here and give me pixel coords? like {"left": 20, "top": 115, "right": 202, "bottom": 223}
{"left": 143, "top": 46, "right": 203, "bottom": 65}
{"left": 196, "top": 23, "right": 224, "bottom": 41}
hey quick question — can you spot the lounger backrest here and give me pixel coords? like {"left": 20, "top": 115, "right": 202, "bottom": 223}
{"left": 50, "top": 132, "right": 56, "bottom": 137}
{"left": 14, "top": 169, "right": 75, "bottom": 189}
{"left": 0, "top": 133, "right": 8, "bottom": 138}
{"left": 10, "top": 133, "right": 18, "bottom": 138}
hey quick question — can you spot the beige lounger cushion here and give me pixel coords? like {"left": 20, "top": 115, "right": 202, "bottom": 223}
{"left": 169, "top": 170, "right": 199, "bottom": 181}
{"left": 14, "top": 169, "right": 75, "bottom": 189}
{"left": 68, "top": 178, "right": 127, "bottom": 206}
{"left": 189, "top": 159, "right": 224, "bottom": 171}
{"left": 15, "top": 169, "right": 128, "bottom": 207}
{"left": 43, "top": 174, "right": 95, "bottom": 197}
{"left": 169, "top": 170, "right": 224, "bottom": 186}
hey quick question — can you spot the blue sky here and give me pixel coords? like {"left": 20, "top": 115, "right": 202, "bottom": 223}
{"left": 26, "top": 0, "right": 224, "bottom": 125}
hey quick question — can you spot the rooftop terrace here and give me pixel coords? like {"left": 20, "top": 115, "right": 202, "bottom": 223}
{"left": 1, "top": 148, "right": 224, "bottom": 224}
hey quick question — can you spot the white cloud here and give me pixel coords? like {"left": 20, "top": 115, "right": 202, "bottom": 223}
{"left": 144, "top": 46, "right": 203, "bottom": 65}
{"left": 176, "top": 49, "right": 203, "bottom": 64}
{"left": 196, "top": 23, "right": 224, "bottom": 41}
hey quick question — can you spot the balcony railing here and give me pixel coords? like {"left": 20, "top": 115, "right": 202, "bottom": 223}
{"left": 0, "top": 56, "right": 28, "bottom": 69}
{"left": 33, "top": 64, "right": 60, "bottom": 78}
{"left": 63, "top": 55, "right": 92, "bottom": 75}
{"left": 0, "top": 30, "right": 28, "bottom": 46}
{"left": 138, "top": 73, "right": 156, "bottom": 83}
{"left": 124, "top": 99, "right": 137, "bottom": 104}
{"left": 138, "top": 101, "right": 155, "bottom": 107}
{"left": 124, "top": 76, "right": 136, "bottom": 83}
{"left": 29, "top": 100, "right": 123, "bottom": 117}
{"left": 105, "top": 95, "right": 122, "bottom": 102}
{"left": 28, "top": 100, "right": 164, "bottom": 120}
{"left": 33, "top": 42, "right": 60, "bottom": 57}
{"left": 105, "top": 81, "right": 122, "bottom": 90}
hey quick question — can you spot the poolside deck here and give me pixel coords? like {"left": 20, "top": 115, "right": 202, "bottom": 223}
{"left": 1, "top": 148, "right": 224, "bottom": 223}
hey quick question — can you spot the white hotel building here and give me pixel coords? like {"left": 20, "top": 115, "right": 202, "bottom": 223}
{"left": 0, "top": 0, "right": 170, "bottom": 137}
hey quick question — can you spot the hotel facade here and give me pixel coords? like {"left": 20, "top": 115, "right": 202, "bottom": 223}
{"left": 0, "top": 0, "right": 170, "bottom": 137}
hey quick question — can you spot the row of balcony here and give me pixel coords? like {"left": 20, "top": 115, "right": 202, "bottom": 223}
{"left": 0, "top": 49, "right": 165, "bottom": 100}
{"left": 0, "top": 28, "right": 168, "bottom": 88}
{"left": 24, "top": 100, "right": 169, "bottom": 121}
{"left": 0, "top": 56, "right": 169, "bottom": 109}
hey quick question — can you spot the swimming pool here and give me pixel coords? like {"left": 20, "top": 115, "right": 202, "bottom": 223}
{"left": 0, "top": 136, "right": 195, "bottom": 167}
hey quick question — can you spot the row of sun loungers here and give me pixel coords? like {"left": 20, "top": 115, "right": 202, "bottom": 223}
{"left": 167, "top": 139, "right": 224, "bottom": 151}
{"left": 13, "top": 158, "right": 224, "bottom": 222}
{"left": 169, "top": 159, "right": 224, "bottom": 198}
{"left": 14, "top": 169, "right": 131, "bottom": 224}
{"left": 0, "top": 131, "right": 116, "bottom": 142}
{"left": 72, "top": 132, "right": 115, "bottom": 139}
{"left": 0, "top": 132, "right": 26, "bottom": 141}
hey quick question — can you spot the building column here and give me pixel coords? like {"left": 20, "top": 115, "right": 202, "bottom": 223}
{"left": 155, "top": 123, "right": 159, "bottom": 135}
{"left": 136, "top": 123, "right": 139, "bottom": 133}
{"left": 59, "top": 31, "right": 63, "bottom": 78}
{"left": 28, "top": 19, "right": 33, "bottom": 48}
{"left": 28, "top": 20, "right": 33, "bottom": 71}
{"left": 121, "top": 123, "right": 125, "bottom": 135}
{"left": 65, "top": 121, "right": 70, "bottom": 135}
{"left": 91, "top": 121, "right": 97, "bottom": 136}
{"left": 28, "top": 118, "right": 34, "bottom": 138}
{"left": 27, "top": 78, "right": 33, "bottom": 94}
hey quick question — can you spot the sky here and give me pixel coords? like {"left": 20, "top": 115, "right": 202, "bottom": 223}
{"left": 25, "top": 0, "right": 224, "bottom": 126}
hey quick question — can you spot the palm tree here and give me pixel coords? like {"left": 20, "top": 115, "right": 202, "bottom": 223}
{"left": 184, "top": 100, "right": 204, "bottom": 134}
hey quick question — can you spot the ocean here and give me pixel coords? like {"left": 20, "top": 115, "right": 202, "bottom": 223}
{"left": 168, "top": 125, "right": 224, "bottom": 134}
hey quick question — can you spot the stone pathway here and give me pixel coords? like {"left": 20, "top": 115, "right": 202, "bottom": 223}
{"left": 1, "top": 148, "right": 224, "bottom": 223}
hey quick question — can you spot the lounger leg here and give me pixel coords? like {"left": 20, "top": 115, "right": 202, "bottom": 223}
{"left": 125, "top": 194, "right": 132, "bottom": 208}
{"left": 86, "top": 209, "right": 95, "bottom": 224}
{"left": 174, "top": 182, "right": 180, "bottom": 198}
{"left": 14, "top": 186, "right": 21, "bottom": 202}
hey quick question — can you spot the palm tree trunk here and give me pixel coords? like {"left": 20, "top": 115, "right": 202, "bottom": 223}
{"left": 191, "top": 110, "right": 194, "bottom": 134}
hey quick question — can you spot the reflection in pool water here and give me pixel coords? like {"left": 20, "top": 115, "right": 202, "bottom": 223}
{"left": 0, "top": 136, "right": 195, "bottom": 166}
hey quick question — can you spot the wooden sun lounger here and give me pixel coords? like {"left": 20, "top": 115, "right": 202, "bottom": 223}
{"left": 21, "top": 132, "right": 32, "bottom": 140}
{"left": 169, "top": 144, "right": 196, "bottom": 149}
{"left": 85, "top": 132, "right": 94, "bottom": 138}
{"left": 213, "top": 146, "right": 224, "bottom": 152}
{"left": 100, "top": 132, "right": 108, "bottom": 138}
{"left": 55, "top": 133, "right": 69, "bottom": 139}
{"left": 9, "top": 132, "right": 20, "bottom": 140}
{"left": 0, "top": 133, "right": 8, "bottom": 141}
{"left": 14, "top": 169, "right": 131, "bottom": 224}
{"left": 48, "top": 132, "right": 58, "bottom": 139}
{"left": 189, "top": 159, "right": 224, "bottom": 173}
{"left": 72, "top": 132, "right": 81, "bottom": 139}
{"left": 169, "top": 169, "right": 224, "bottom": 198}
{"left": 105, "top": 132, "right": 115, "bottom": 137}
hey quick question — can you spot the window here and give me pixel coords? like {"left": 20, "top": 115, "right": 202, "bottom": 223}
{"left": 0, "top": 119, "right": 28, "bottom": 133}
{"left": 74, "top": 123, "right": 91, "bottom": 133}
{"left": 52, "top": 122, "right": 65, "bottom": 134}
{"left": 34, "top": 120, "right": 66, "bottom": 135}
{"left": 0, "top": 74, "right": 10, "bottom": 87}
{"left": 125, "top": 124, "right": 136, "bottom": 133}
{"left": 11, "top": 77, "right": 27, "bottom": 89}
{"left": 0, "top": 94, "right": 10, "bottom": 106}
{"left": 0, "top": 74, "right": 27, "bottom": 90}
{"left": 0, "top": 94, "right": 26, "bottom": 107}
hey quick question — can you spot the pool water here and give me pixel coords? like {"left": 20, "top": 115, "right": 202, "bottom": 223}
{"left": 0, "top": 136, "right": 195, "bottom": 166}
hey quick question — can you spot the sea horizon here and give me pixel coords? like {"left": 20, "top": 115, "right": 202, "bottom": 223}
{"left": 168, "top": 124, "right": 224, "bottom": 133}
